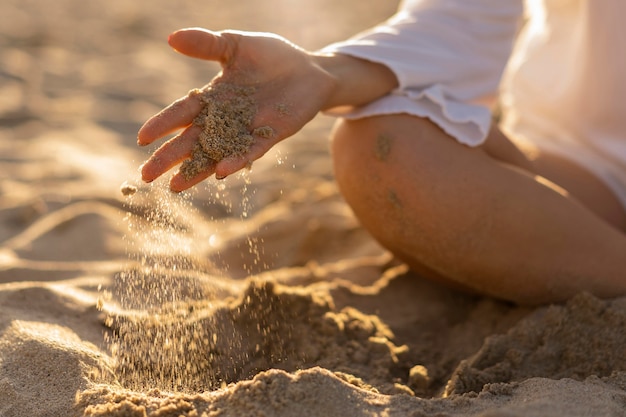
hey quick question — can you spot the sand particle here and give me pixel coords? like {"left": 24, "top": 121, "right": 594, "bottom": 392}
{"left": 252, "top": 126, "right": 274, "bottom": 139}
{"left": 120, "top": 182, "right": 138, "bottom": 196}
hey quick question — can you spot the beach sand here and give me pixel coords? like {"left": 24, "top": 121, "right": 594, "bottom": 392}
{"left": 1, "top": 1, "right": 625, "bottom": 416}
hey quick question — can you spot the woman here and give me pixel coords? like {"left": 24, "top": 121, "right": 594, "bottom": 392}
{"left": 137, "top": 0, "right": 626, "bottom": 304}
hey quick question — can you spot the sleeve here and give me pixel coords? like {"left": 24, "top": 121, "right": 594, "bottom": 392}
{"left": 321, "top": 0, "right": 524, "bottom": 146}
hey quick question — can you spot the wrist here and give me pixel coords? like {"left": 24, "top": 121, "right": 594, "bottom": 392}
{"left": 311, "top": 52, "right": 398, "bottom": 110}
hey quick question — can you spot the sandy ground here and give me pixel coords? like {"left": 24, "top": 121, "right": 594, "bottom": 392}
{"left": 1, "top": 0, "right": 626, "bottom": 416}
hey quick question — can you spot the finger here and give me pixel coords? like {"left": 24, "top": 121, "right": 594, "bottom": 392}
{"left": 170, "top": 168, "right": 214, "bottom": 193}
{"left": 140, "top": 125, "right": 201, "bottom": 182}
{"left": 168, "top": 28, "right": 236, "bottom": 63}
{"left": 137, "top": 94, "right": 204, "bottom": 145}
{"left": 214, "top": 139, "right": 274, "bottom": 178}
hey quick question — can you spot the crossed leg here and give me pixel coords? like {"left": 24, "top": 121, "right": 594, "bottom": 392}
{"left": 330, "top": 114, "right": 626, "bottom": 305}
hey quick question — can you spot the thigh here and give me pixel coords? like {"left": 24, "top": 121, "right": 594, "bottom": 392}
{"left": 526, "top": 150, "right": 626, "bottom": 231}
{"left": 482, "top": 126, "right": 626, "bottom": 231}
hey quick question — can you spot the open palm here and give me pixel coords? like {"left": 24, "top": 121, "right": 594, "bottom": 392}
{"left": 138, "top": 28, "right": 335, "bottom": 191}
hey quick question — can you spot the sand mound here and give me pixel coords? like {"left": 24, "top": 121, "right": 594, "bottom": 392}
{"left": 74, "top": 282, "right": 626, "bottom": 417}
{"left": 77, "top": 367, "right": 626, "bottom": 417}
{"left": 110, "top": 279, "right": 410, "bottom": 395}
{"left": 447, "top": 293, "right": 626, "bottom": 395}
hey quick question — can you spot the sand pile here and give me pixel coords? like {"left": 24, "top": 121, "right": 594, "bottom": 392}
{"left": 110, "top": 278, "right": 410, "bottom": 395}
{"left": 76, "top": 277, "right": 626, "bottom": 417}
{"left": 446, "top": 293, "right": 626, "bottom": 395}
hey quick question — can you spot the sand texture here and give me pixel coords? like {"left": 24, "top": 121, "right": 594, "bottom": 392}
{"left": 181, "top": 84, "right": 260, "bottom": 179}
{"left": 1, "top": 0, "right": 626, "bottom": 416}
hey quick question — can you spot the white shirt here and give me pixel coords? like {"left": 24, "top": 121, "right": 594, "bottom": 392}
{"left": 322, "top": 0, "right": 626, "bottom": 208}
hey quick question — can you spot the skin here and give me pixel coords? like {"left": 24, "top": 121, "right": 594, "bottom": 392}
{"left": 139, "top": 28, "right": 626, "bottom": 305}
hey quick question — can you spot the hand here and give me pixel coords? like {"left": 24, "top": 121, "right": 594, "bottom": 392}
{"left": 138, "top": 28, "right": 336, "bottom": 191}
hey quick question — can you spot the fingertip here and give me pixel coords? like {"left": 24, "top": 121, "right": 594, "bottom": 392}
{"left": 139, "top": 162, "right": 155, "bottom": 183}
{"left": 137, "top": 115, "right": 164, "bottom": 145}
{"left": 169, "top": 176, "right": 194, "bottom": 193}
{"left": 168, "top": 28, "right": 195, "bottom": 45}
{"left": 167, "top": 29, "right": 186, "bottom": 48}
{"left": 137, "top": 124, "right": 152, "bottom": 146}
{"left": 213, "top": 163, "right": 230, "bottom": 180}
{"left": 215, "top": 157, "right": 250, "bottom": 179}
{"left": 169, "top": 169, "right": 213, "bottom": 192}
{"left": 167, "top": 31, "right": 177, "bottom": 44}
{"left": 165, "top": 28, "right": 226, "bottom": 61}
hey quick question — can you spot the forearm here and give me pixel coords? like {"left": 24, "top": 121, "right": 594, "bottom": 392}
{"left": 312, "top": 52, "right": 398, "bottom": 111}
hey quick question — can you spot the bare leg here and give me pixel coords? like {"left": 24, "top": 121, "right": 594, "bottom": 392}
{"left": 330, "top": 114, "right": 626, "bottom": 304}
{"left": 482, "top": 127, "right": 626, "bottom": 229}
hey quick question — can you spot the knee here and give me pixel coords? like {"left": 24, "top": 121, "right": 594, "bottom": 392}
{"left": 332, "top": 116, "right": 402, "bottom": 183}
{"left": 330, "top": 116, "right": 397, "bottom": 211}
{"left": 329, "top": 115, "right": 449, "bottom": 246}
{"left": 329, "top": 117, "right": 372, "bottom": 191}
{"left": 329, "top": 115, "right": 440, "bottom": 202}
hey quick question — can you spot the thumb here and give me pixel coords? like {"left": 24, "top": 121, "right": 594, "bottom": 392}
{"left": 168, "top": 28, "right": 236, "bottom": 64}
